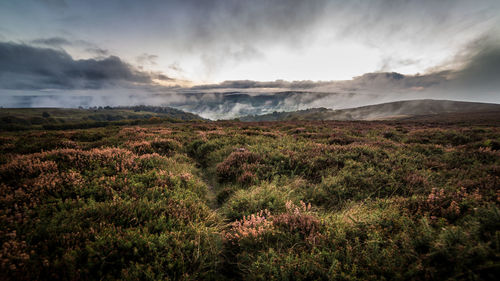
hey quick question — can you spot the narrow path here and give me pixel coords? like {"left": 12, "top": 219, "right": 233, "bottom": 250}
{"left": 190, "top": 157, "right": 220, "bottom": 210}
{"left": 194, "top": 166, "right": 242, "bottom": 280}
{"left": 204, "top": 179, "right": 219, "bottom": 210}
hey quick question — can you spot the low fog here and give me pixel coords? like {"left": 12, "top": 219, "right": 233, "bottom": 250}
{"left": 0, "top": 33, "right": 499, "bottom": 119}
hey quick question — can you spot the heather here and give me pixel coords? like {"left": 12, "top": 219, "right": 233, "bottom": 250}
{"left": 1, "top": 119, "right": 499, "bottom": 280}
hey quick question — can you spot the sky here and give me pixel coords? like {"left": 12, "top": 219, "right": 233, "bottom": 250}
{"left": 0, "top": 0, "right": 499, "bottom": 118}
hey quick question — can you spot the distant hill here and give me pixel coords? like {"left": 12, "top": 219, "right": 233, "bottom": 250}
{"left": 239, "top": 99, "right": 500, "bottom": 122}
{"left": 0, "top": 106, "right": 205, "bottom": 130}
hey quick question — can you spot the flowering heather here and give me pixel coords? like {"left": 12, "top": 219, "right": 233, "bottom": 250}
{"left": 273, "top": 201, "right": 323, "bottom": 245}
{"left": 225, "top": 201, "right": 323, "bottom": 247}
{"left": 125, "top": 140, "right": 153, "bottom": 154}
{"left": 422, "top": 187, "right": 484, "bottom": 221}
{"left": 225, "top": 210, "right": 274, "bottom": 245}
{"left": 216, "top": 150, "right": 262, "bottom": 183}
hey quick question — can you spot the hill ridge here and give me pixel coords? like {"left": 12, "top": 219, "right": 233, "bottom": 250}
{"left": 239, "top": 99, "right": 500, "bottom": 121}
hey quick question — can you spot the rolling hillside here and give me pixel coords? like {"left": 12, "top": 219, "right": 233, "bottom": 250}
{"left": 0, "top": 106, "right": 205, "bottom": 130}
{"left": 240, "top": 99, "right": 500, "bottom": 121}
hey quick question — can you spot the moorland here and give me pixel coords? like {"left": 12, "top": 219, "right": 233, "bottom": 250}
{"left": 1, "top": 107, "right": 499, "bottom": 280}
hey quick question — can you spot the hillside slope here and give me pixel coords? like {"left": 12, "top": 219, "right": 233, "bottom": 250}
{"left": 240, "top": 99, "right": 500, "bottom": 121}
{"left": 0, "top": 106, "right": 205, "bottom": 130}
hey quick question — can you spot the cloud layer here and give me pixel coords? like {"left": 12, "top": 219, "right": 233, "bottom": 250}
{"left": 0, "top": 42, "right": 159, "bottom": 90}
{"left": 0, "top": 34, "right": 499, "bottom": 119}
{"left": 2, "top": 0, "right": 498, "bottom": 82}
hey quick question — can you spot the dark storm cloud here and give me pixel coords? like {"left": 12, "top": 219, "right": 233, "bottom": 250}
{"left": 0, "top": 41, "right": 157, "bottom": 90}
{"left": 451, "top": 37, "right": 500, "bottom": 90}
